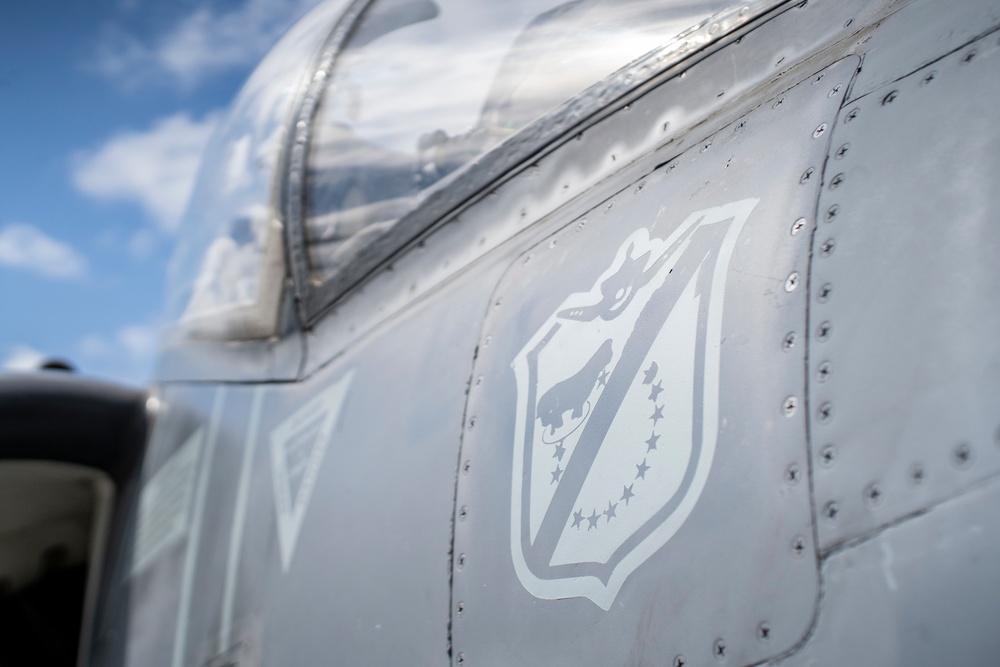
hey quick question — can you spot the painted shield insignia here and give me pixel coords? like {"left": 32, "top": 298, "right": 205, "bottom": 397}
{"left": 510, "top": 198, "right": 759, "bottom": 609}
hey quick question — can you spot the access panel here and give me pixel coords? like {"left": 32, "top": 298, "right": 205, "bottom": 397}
{"left": 452, "top": 58, "right": 858, "bottom": 666}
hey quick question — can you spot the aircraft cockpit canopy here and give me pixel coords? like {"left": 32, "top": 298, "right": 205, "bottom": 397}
{"left": 167, "top": 0, "right": 740, "bottom": 341}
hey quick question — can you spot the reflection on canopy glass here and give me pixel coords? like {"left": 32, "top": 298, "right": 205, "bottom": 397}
{"left": 305, "top": 0, "right": 732, "bottom": 281}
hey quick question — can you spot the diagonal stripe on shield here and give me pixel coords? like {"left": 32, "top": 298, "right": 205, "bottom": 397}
{"left": 510, "top": 199, "right": 758, "bottom": 609}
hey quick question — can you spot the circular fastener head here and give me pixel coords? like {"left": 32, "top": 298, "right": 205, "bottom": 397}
{"left": 817, "top": 321, "right": 832, "bottom": 342}
{"left": 674, "top": 655, "right": 687, "bottom": 667}
{"left": 835, "top": 143, "right": 850, "bottom": 160}
{"left": 881, "top": 90, "right": 899, "bottom": 105}
{"left": 864, "top": 483, "right": 883, "bottom": 508}
{"left": 817, "top": 402, "right": 834, "bottom": 423}
{"left": 783, "top": 396, "right": 799, "bottom": 417}
{"left": 791, "top": 217, "right": 808, "bottom": 235}
{"left": 829, "top": 173, "right": 845, "bottom": 190}
{"left": 791, "top": 535, "right": 807, "bottom": 558}
{"left": 457, "top": 601, "right": 465, "bottom": 616}
{"left": 714, "top": 639, "right": 727, "bottom": 661}
{"left": 817, "top": 283, "right": 833, "bottom": 303}
{"left": 820, "top": 238, "right": 836, "bottom": 257}
{"left": 817, "top": 361, "right": 832, "bottom": 382}
{"left": 921, "top": 70, "right": 937, "bottom": 86}
{"left": 462, "top": 460, "right": 471, "bottom": 474}
{"left": 952, "top": 443, "right": 974, "bottom": 468}
{"left": 482, "top": 335, "right": 492, "bottom": 347}
{"left": 456, "top": 653, "right": 465, "bottom": 665}
{"left": 459, "top": 505, "right": 469, "bottom": 521}
{"left": 800, "top": 167, "right": 814, "bottom": 184}
{"left": 909, "top": 463, "right": 925, "bottom": 485}
{"left": 819, "top": 444, "right": 836, "bottom": 468}
{"left": 773, "top": 96, "right": 785, "bottom": 109}
{"left": 785, "top": 272, "right": 800, "bottom": 292}
{"left": 961, "top": 49, "right": 976, "bottom": 64}
{"left": 785, "top": 463, "right": 801, "bottom": 486}
{"left": 813, "top": 123, "right": 828, "bottom": 138}
{"left": 825, "top": 204, "right": 840, "bottom": 222}
{"left": 457, "top": 553, "right": 467, "bottom": 569}
{"left": 823, "top": 500, "right": 840, "bottom": 522}
{"left": 845, "top": 108, "right": 860, "bottom": 123}
{"left": 783, "top": 332, "right": 797, "bottom": 351}
{"left": 829, "top": 83, "right": 843, "bottom": 97}
{"left": 758, "top": 622, "right": 772, "bottom": 643}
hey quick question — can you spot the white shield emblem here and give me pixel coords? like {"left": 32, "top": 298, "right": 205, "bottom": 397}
{"left": 510, "top": 199, "right": 758, "bottom": 609}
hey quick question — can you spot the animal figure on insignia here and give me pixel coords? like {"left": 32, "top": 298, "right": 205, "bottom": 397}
{"left": 537, "top": 339, "right": 613, "bottom": 435}
{"left": 557, "top": 241, "right": 669, "bottom": 321}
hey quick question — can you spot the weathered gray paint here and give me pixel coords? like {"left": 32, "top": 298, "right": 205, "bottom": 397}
{"left": 81, "top": 0, "right": 1000, "bottom": 665}
{"left": 808, "top": 28, "right": 1000, "bottom": 551}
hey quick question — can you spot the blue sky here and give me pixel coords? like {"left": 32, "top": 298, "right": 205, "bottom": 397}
{"left": 0, "top": 0, "right": 322, "bottom": 385}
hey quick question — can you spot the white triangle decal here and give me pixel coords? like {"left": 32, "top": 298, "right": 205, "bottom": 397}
{"left": 269, "top": 372, "right": 353, "bottom": 571}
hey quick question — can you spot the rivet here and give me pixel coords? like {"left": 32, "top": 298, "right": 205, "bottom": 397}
{"left": 817, "top": 361, "right": 832, "bottom": 382}
{"left": 881, "top": 90, "right": 898, "bottom": 105}
{"left": 845, "top": 108, "right": 859, "bottom": 123}
{"left": 812, "top": 72, "right": 824, "bottom": 85}
{"left": 549, "top": 238, "right": 558, "bottom": 248}
{"left": 468, "top": 416, "right": 477, "bottom": 428}
{"left": 783, "top": 396, "right": 799, "bottom": 418}
{"left": 829, "top": 173, "right": 845, "bottom": 190}
{"left": 783, "top": 332, "right": 797, "bottom": 351}
{"left": 791, "top": 535, "right": 806, "bottom": 557}
{"left": 482, "top": 335, "right": 492, "bottom": 347}
{"left": 457, "top": 553, "right": 467, "bottom": 569}
{"left": 714, "top": 638, "right": 727, "bottom": 661}
{"left": 820, "top": 238, "right": 836, "bottom": 257}
{"left": 825, "top": 204, "right": 840, "bottom": 222}
{"left": 864, "top": 483, "right": 883, "bottom": 507}
{"left": 758, "top": 622, "right": 772, "bottom": 642}
{"left": 791, "top": 217, "right": 808, "bottom": 235}
{"left": 909, "top": 463, "right": 925, "bottom": 485}
{"left": 457, "top": 601, "right": 465, "bottom": 616}
{"left": 817, "top": 321, "right": 832, "bottom": 341}
{"left": 819, "top": 444, "right": 836, "bottom": 468}
{"left": 800, "top": 167, "right": 814, "bottom": 184}
{"left": 523, "top": 254, "right": 532, "bottom": 265}
{"left": 463, "top": 460, "right": 471, "bottom": 475}
{"left": 773, "top": 96, "right": 785, "bottom": 109}
{"left": 844, "top": 18, "right": 854, "bottom": 28}
{"left": 817, "top": 402, "right": 833, "bottom": 423}
{"left": 952, "top": 442, "right": 973, "bottom": 468}
{"left": 456, "top": 653, "right": 465, "bottom": 665}
{"left": 961, "top": 50, "right": 976, "bottom": 64}
{"left": 835, "top": 143, "right": 850, "bottom": 160}
{"left": 921, "top": 70, "right": 937, "bottom": 86}
{"left": 785, "top": 463, "right": 801, "bottom": 486}
{"left": 785, "top": 272, "right": 800, "bottom": 292}
{"left": 475, "top": 375, "right": 483, "bottom": 386}
{"left": 817, "top": 283, "right": 833, "bottom": 302}
{"left": 674, "top": 655, "right": 687, "bottom": 667}
{"left": 813, "top": 123, "right": 828, "bottom": 138}
{"left": 823, "top": 500, "right": 840, "bottom": 522}
{"left": 829, "top": 83, "right": 843, "bottom": 97}
{"left": 701, "top": 142, "right": 712, "bottom": 153}
{"left": 459, "top": 506, "right": 469, "bottom": 521}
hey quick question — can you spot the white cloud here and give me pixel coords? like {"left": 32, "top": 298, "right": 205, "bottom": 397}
{"left": 2, "top": 345, "right": 45, "bottom": 372}
{"left": 93, "top": 0, "right": 322, "bottom": 87}
{"left": 77, "top": 323, "right": 159, "bottom": 387}
{"left": 72, "top": 113, "right": 219, "bottom": 232}
{"left": 0, "top": 224, "right": 87, "bottom": 280}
